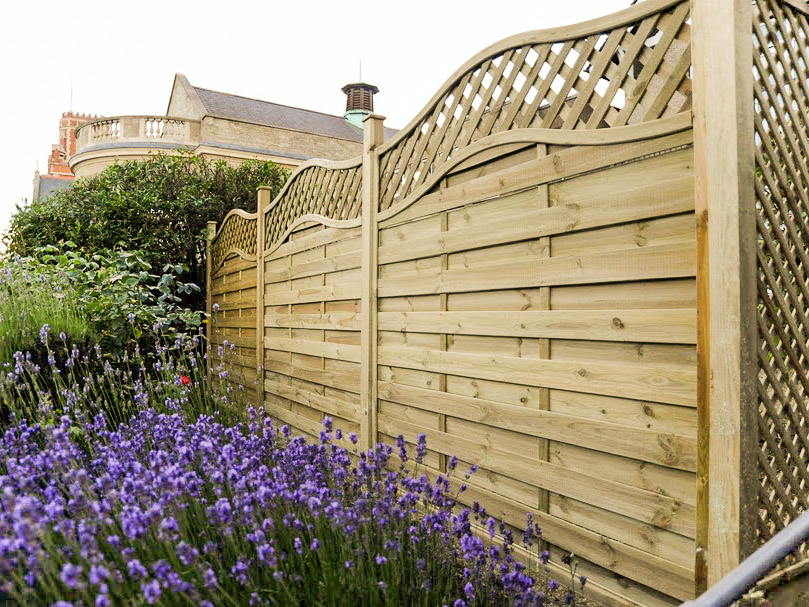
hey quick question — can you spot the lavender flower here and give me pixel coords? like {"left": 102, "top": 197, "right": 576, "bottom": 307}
{"left": 60, "top": 563, "right": 82, "bottom": 588}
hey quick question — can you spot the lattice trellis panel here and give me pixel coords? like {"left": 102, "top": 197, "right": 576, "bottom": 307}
{"left": 211, "top": 211, "right": 257, "bottom": 272}
{"left": 264, "top": 163, "right": 362, "bottom": 250}
{"left": 377, "top": 0, "right": 692, "bottom": 211}
{"left": 753, "top": 0, "right": 809, "bottom": 545}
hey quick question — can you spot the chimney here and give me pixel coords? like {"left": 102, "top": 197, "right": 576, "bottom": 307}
{"left": 341, "top": 82, "right": 379, "bottom": 128}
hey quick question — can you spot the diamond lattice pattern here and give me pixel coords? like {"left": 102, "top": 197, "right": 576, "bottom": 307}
{"left": 212, "top": 212, "right": 257, "bottom": 271}
{"left": 377, "top": 1, "right": 692, "bottom": 210}
{"left": 753, "top": 0, "right": 809, "bottom": 545}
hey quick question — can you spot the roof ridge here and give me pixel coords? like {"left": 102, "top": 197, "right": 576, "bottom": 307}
{"left": 193, "top": 86, "right": 352, "bottom": 122}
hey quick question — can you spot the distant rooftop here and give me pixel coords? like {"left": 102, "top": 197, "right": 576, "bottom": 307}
{"left": 35, "top": 176, "right": 74, "bottom": 200}
{"left": 192, "top": 86, "right": 397, "bottom": 142}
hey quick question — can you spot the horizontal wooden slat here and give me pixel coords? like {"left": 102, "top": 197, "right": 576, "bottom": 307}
{"left": 402, "top": 461, "right": 694, "bottom": 602}
{"left": 378, "top": 176, "right": 693, "bottom": 265}
{"left": 550, "top": 389, "right": 696, "bottom": 436}
{"left": 212, "top": 275, "right": 257, "bottom": 294}
{"left": 377, "top": 309, "right": 696, "bottom": 344}
{"left": 264, "top": 251, "right": 362, "bottom": 283}
{"left": 380, "top": 130, "right": 693, "bottom": 226}
{"left": 266, "top": 338, "right": 361, "bottom": 363}
{"left": 265, "top": 312, "right": 361, "bottom": 331}
{"left": 549, "top": 494, "right": 695, "bottom": 569}
{"left": 378, "top": 345, "right": 696, "bottom": 406}
{"left": 218, "top": 256, "right": 257, "bottom": 273}
{"left": 379, "top": 415, "right": 695, "bottom": 538}
{"left": 264, "top": 359, "right": 360, "bottom": 390}
{"left": 378, "top": 242, "right": 695, "bottom": 298}
{"left": 265, "top": 282, "right": 362, "bottom": 306}
{"left": 378, "top": 381, "right": 696, "bottom": 470}
{"left": 212, "top": 317, "right": 256, "bottom": 330}
{"left": 263, "top": 402, "right": 357, "bottom": 450}
{"left": 210, "top": 351, "right": 255, "bottom": 370}
{"left": 264, "top": 379, "right": 360, "bottom": 422}
{"left": 210, "top": 297, "right": 256, "bottom": 312}
{"left": 266, "top": 225, "right": 363, "bottom": 261}
{"left": 210, "top": 334, "right": 255, "bottom": 349}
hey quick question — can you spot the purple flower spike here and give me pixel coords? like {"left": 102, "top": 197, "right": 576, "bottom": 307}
{"left": 60, "top": 563, "right": 82, "bottom": 589}
{"left": 142, "top": 579, "right": 161, "bottom": 604}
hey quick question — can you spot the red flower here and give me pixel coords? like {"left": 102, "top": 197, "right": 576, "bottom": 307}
{"left": 180, "top": 375, "right": 191, "bottom": 386}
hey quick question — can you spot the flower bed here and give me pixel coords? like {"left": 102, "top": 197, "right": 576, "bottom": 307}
{"left": 0, "top": 404, "right": 552, "bottom": 606}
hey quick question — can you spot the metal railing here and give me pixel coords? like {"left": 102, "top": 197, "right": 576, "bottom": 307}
{"left": 681, "top": 510, "right": 809, "bottom": 606}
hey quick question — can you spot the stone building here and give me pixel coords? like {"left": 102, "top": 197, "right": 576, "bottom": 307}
{"left": 68, "top": 74, "right": 394, "bottom": 179}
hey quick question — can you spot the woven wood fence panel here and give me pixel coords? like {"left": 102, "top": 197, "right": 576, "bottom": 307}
{"left": 376, "top": 0, "right": 691, "bottom": 212}
{"left": 753, "top": 0, "right": 809, "bottom": 546}
{"left": 210, "top": 254, "right": 259, "bottom": 403}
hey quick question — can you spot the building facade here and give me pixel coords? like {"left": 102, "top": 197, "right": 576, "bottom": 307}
{"left": 68, "top": 75, "right": 394, "bottom": 179}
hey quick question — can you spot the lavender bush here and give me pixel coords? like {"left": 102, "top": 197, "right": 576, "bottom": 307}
{"left": 0, "top": 323, "right": 243, "bottom": 431}
{"left": 0, "top": 405, "right": 551, "bottom": 606}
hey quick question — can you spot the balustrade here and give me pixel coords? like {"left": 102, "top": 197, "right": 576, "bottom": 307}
{"left": 75, "top": 115, "right": 198, "bottom": 152}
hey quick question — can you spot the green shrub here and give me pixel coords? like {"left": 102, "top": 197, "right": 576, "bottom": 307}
{"left": 0, "top": 246, "right": 204, "bottom": 360}
{"left": 4, "top": 153, "right": 287, "bottom": 308}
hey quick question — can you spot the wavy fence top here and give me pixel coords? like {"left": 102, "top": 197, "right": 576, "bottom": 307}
{"left": 263, "top": 158, "right": 363, "bottom": 251}
{"left": 211, "top": 209, "right": 257, "bottom": 272}
{"left": 377, "top": 0, "right": 691, "bottom": 210}
{"left": 249, "top": 0, "right": 691, "bottom": 252}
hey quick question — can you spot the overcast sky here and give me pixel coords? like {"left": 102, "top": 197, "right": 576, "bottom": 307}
{"left": 0, "top": 0, "right": 630, "bottom": 241}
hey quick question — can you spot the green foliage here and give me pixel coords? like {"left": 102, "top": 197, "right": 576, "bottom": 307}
{"left": 37, "top": 244, "right": 204, "bottom": 353}
{"left": 4, "top": 152, "right": 288, "bottom": 308}
{"left": 0, "top": 246, "right": 205, "bottom": 360}
{"left": 0, "top": 258, "right": 94, "bottom": 363}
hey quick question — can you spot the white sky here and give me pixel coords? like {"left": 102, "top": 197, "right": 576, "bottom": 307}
{"left": 0, "top": 0, "right": 630, "bottom": 241}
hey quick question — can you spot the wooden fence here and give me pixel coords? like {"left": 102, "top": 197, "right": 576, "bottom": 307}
{"left": 206, "top": 0, "right": 809, "bottom": 604}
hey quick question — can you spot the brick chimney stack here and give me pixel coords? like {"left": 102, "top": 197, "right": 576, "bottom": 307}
{"left": 47, "top": 112, "right": 96, "bottom": 176}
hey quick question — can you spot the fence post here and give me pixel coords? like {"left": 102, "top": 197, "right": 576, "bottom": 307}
{"left": 256, "top": 188, "right": 270, "bottom": 409}
{"left": 206, "top": 220, "right": 217, "bottom": 360}
{"left": 691, "top": 0, "right": 757, "bottom": 591}
{"left": 360, "top": 115, "right": 385, "bottom": 451}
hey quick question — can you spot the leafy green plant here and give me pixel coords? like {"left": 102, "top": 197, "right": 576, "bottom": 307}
{"left": 0, "top": 259, "right": 93, "bottom": 363}
{"left": 35, "top": 244, "right": 203, "bottom": 353}
{"left": 1, "top": 246, "right": 204, "bottom": 360}
{"left": 4, "top": 152, "right": 287, "bottom": 308}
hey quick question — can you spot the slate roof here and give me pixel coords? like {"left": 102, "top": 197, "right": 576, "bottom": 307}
{"left": 36, "top": 177, "right": 74, "bottom": 200}
{"left": 193, "top": 87, "right": 397, "bottom": 142}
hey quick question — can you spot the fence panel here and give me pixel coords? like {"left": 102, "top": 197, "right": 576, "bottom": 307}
{"left": 374, "top": 126, "right": 696, "bottom": 606}
{"left": 209, "top": 210, "right": 259, "bottom": 402}
{"left": 207, "top": 1, "right": 708, "bottom": 604}
{"left": 262, "top": 222, "right": 363, "bottom": 445}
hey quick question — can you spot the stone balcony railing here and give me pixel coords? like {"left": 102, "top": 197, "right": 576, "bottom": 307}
{"left": 75, "top": 115, "right": 201, "bottom": 152}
